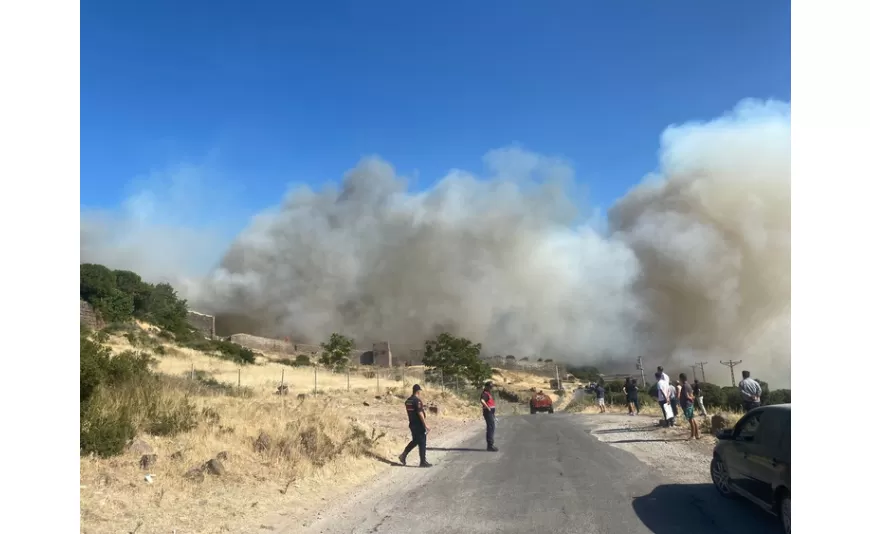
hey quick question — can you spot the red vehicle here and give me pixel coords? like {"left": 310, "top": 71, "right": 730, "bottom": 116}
{"left": 529, "top": 390, "right": 554, "bottom": 414}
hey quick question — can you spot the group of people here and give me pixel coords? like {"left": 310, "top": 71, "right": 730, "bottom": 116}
{"left": 398, "top": 380, "right": 499, "bottom": 468}
{"left": 654, "top": 367, "right": 706, "bottom": 440}
{"left": 396, "top": 367, "right": 767, "bottom": 466}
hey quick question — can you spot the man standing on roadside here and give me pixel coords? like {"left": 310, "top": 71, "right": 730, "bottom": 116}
{"left": 657, "top": 366, "right": 670, "bottom": 385}
{"left": 738, "top": 370, "right": 763, "bottom": 412}
{"left": 668, "top": 381, "right": 679, "bottom": 426}
{"left": 595, "top": 380, "right": 607, "bottom": 413}
{"left": 693, "top": 379, "right": 708, "bottom": 417}
{"left": 679, "top": 373, "right": 700, "bottom": 440}
{"left": 399, "top": 384, "right": 432, "bottom": 468}
{"left": 623, "top": 378, "right": 639, "bottom": 416}
{"left": 655, "top": 372, "right": 673, "bottom": 425}
{"left": 480, "top": 381, "right": 499, "bottom": 452}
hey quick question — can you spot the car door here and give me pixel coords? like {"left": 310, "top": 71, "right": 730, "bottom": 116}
{"left": 740, "top": 410, "right": 784, "bottom": 506}
{"left": 725, "top": 409, "right": 765, "bottom": 496}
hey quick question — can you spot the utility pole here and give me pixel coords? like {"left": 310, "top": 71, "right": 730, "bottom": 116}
{"left": 690, "top": 364, "right": 698, "bottom": 382}
{"left": 554, "top": 363, "right": 561, "bottom": 391}
{"left": 636, "top": 356, "right": 646, "bottom": 388}
{"left": 696, "top": 362, "right": 708, "bottom": 383}
{"left": 720, "top": 360, "right": 742, "bottom": 387}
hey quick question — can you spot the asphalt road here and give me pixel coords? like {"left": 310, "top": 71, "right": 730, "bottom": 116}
{"left": 293, "top": 412, "right": 780, "bottom": 534}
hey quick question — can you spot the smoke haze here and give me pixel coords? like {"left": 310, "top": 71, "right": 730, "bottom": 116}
{"left": 81, "top": 99, "right": 791, "bottom": 387}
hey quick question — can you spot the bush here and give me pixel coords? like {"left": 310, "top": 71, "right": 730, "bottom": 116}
{"left": 80, "top": 329, "right": 201, "bottom": 457}
{"left": 294, "top": 354, "right": 312, "bottom": 367}
{"left": 80, "top": 406, "right": 136, "bottom": 457}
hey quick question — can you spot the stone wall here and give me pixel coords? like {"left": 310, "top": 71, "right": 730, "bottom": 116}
{"left": 372, "top": 341, "right": 393, "bottom": 367}
{"left": 187, "top": 310, "right": 216, "bottom": 339}
{"left": 229, "top": 333, "right": 295, "bottom": 354}
{"left": 80, "top": 299, "right": 104, "bottom": 330}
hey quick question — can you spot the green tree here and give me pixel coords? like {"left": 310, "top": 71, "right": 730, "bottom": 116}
{"left": 113, "top": 269, "right": 152, "bottom": 312}
{"left": 80, "top": 263, "right": 116, "bottom": 302}
{"left": 320, "top": 333, "right": 355, "bottom": 370}
{"left": 422, "top": 332, "right": 492, "bottom": 388}
{"left": 95, "top": 288, "right": 135, "bottom": 323}
{"left": 767, "top": 389, "right": 791, "bottom": 405}
{"left": 141, "top": 282, "right": 189, "bottom": 333}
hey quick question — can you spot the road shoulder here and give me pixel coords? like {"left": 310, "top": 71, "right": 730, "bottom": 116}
{"left": 262, "top": 418, "right": 483, "bottom": 533}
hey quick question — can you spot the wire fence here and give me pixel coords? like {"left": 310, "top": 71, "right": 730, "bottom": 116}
{"left": 184, "top": 361, "right": 481, "bottom": 400}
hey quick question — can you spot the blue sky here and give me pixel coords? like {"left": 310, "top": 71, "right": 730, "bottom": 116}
{"left": 81, "top": 0, "right": 790, "bottom": 224}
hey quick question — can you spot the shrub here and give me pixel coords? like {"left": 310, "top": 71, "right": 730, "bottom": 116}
{"left": 80, "top": 406, "right": 136, "bottom": 457}
{"left": 80, "top": 330, "right": 202, "bottom": 457}
{"left": 320, "top": 333, "right": 354, "bottom": 370}
{"left": 294, "top": 354, "right": 311, "bottom": 367}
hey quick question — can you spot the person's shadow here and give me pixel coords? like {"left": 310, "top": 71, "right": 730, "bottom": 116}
{"left": 632, "top": 483, "right": 780, "bottom": 533}
{"left": 427, "top": 447, "right": 488, "bottom": 452}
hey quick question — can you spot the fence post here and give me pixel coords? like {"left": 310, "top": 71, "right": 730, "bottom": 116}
{"left": 281, "top": 368, "right": 284, "bottom": 389}
{"left": 347, "top": 366, "right": 350, "bottom": 391}
{"left": 440, "top": 370, "right": 444, "bottom": 392}
{"left": 314, "top": 364, "right": 318, "bottom": 396}
{"left": 190, "top": 363, "right": 194, "bottom": 380}
{"left": 238, "top": 368, "right": 241, "bottom": 388}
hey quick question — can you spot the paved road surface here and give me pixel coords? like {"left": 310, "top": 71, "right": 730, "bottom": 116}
{"left": 291, "top": 412, "right": 780, "bottom": 534}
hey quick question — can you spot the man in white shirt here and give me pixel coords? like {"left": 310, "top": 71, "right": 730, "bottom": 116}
{"left": 657, "top": 366, "right": 670, "bottom": 385}
{"left": 738, "top": 370, "right": 763, "bottom": 412}
{"left": 655, "top": 372, "right": 673, "bottom": 425}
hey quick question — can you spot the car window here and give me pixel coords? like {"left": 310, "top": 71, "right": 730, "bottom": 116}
{"left": 734, "top": 411, "right": 764, "bottom": 442}
{"left": 757, "top": 409, "right": 784, "bottom": 451}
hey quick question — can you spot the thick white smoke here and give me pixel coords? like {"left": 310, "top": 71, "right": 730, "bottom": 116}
{"left": 81, "top": 98, "right": 791, "bottom": 387}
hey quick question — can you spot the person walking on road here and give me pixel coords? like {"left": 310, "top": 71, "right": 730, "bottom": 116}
{"left": 679, "top": 373, "right": 700, "bottom": 440}
{"left": 480, "top": 381, "right": 499, "bottom": 452}
{"left": 399, "top": 384, "right": 432, "bottom": 468}
{"left": 693, "top": 379, "right": 708, "bottom": 417}
{"left": 738, "top": 370, "right": 763, "bottom": 412}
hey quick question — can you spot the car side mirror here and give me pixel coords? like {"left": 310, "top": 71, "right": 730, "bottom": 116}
{"left": 717, "top": 428, "right": 734, "bottom": 440}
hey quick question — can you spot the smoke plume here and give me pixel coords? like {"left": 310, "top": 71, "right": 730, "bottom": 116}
{"left": 81, "top": 99, "right": 791, "bottom": 387}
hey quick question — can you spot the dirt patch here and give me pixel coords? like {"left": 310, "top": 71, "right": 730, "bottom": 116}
{"left": 583, "top": 413, "right": 719, "bottom": 484}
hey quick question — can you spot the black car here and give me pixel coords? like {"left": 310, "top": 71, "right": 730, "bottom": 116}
{"left": 710, "top": 403, "right": 791, "bottom": 534}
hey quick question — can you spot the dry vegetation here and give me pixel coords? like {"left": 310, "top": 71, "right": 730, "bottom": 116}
{"left": 80, "top": 326, "right": 482, "bottom": 534}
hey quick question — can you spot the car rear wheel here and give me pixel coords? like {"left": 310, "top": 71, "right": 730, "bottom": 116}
{"left": 548, "top": 407, "right": 554, "bottom": 413}
{"left": 710, "top": 455, "right": 735, "bottom": 498}
{"left": 779, "top": 491, "right": 790, "bottom": 534}
{"left": 530, "top": 407, "right": 536, "bottom": 414}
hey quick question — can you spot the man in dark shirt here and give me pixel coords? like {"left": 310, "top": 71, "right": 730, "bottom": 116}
{"left": 399, "top": 384, "right": 432, "bottom": 467}
{"left": 693, "top": 379, "right": 708, "bottom": 417}
{"left": 624, "top": 378, "right": 639, "bottom": 416}
{"left": 595, "top": 381, "right": 607, "bottom": 413}
{"left": 679, "top": 373, "right": 700, "bottom": 440}
{"left": 480, "top": 381, "right": 498, "bottom": 452}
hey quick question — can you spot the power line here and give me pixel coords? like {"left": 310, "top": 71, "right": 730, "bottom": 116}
{"left": 719, "top": 360, "right": 743, "bottom": 387}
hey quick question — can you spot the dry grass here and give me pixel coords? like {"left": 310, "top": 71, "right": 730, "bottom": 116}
{"left": 81, "top": 329, "right": 479, "bottom": 534}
